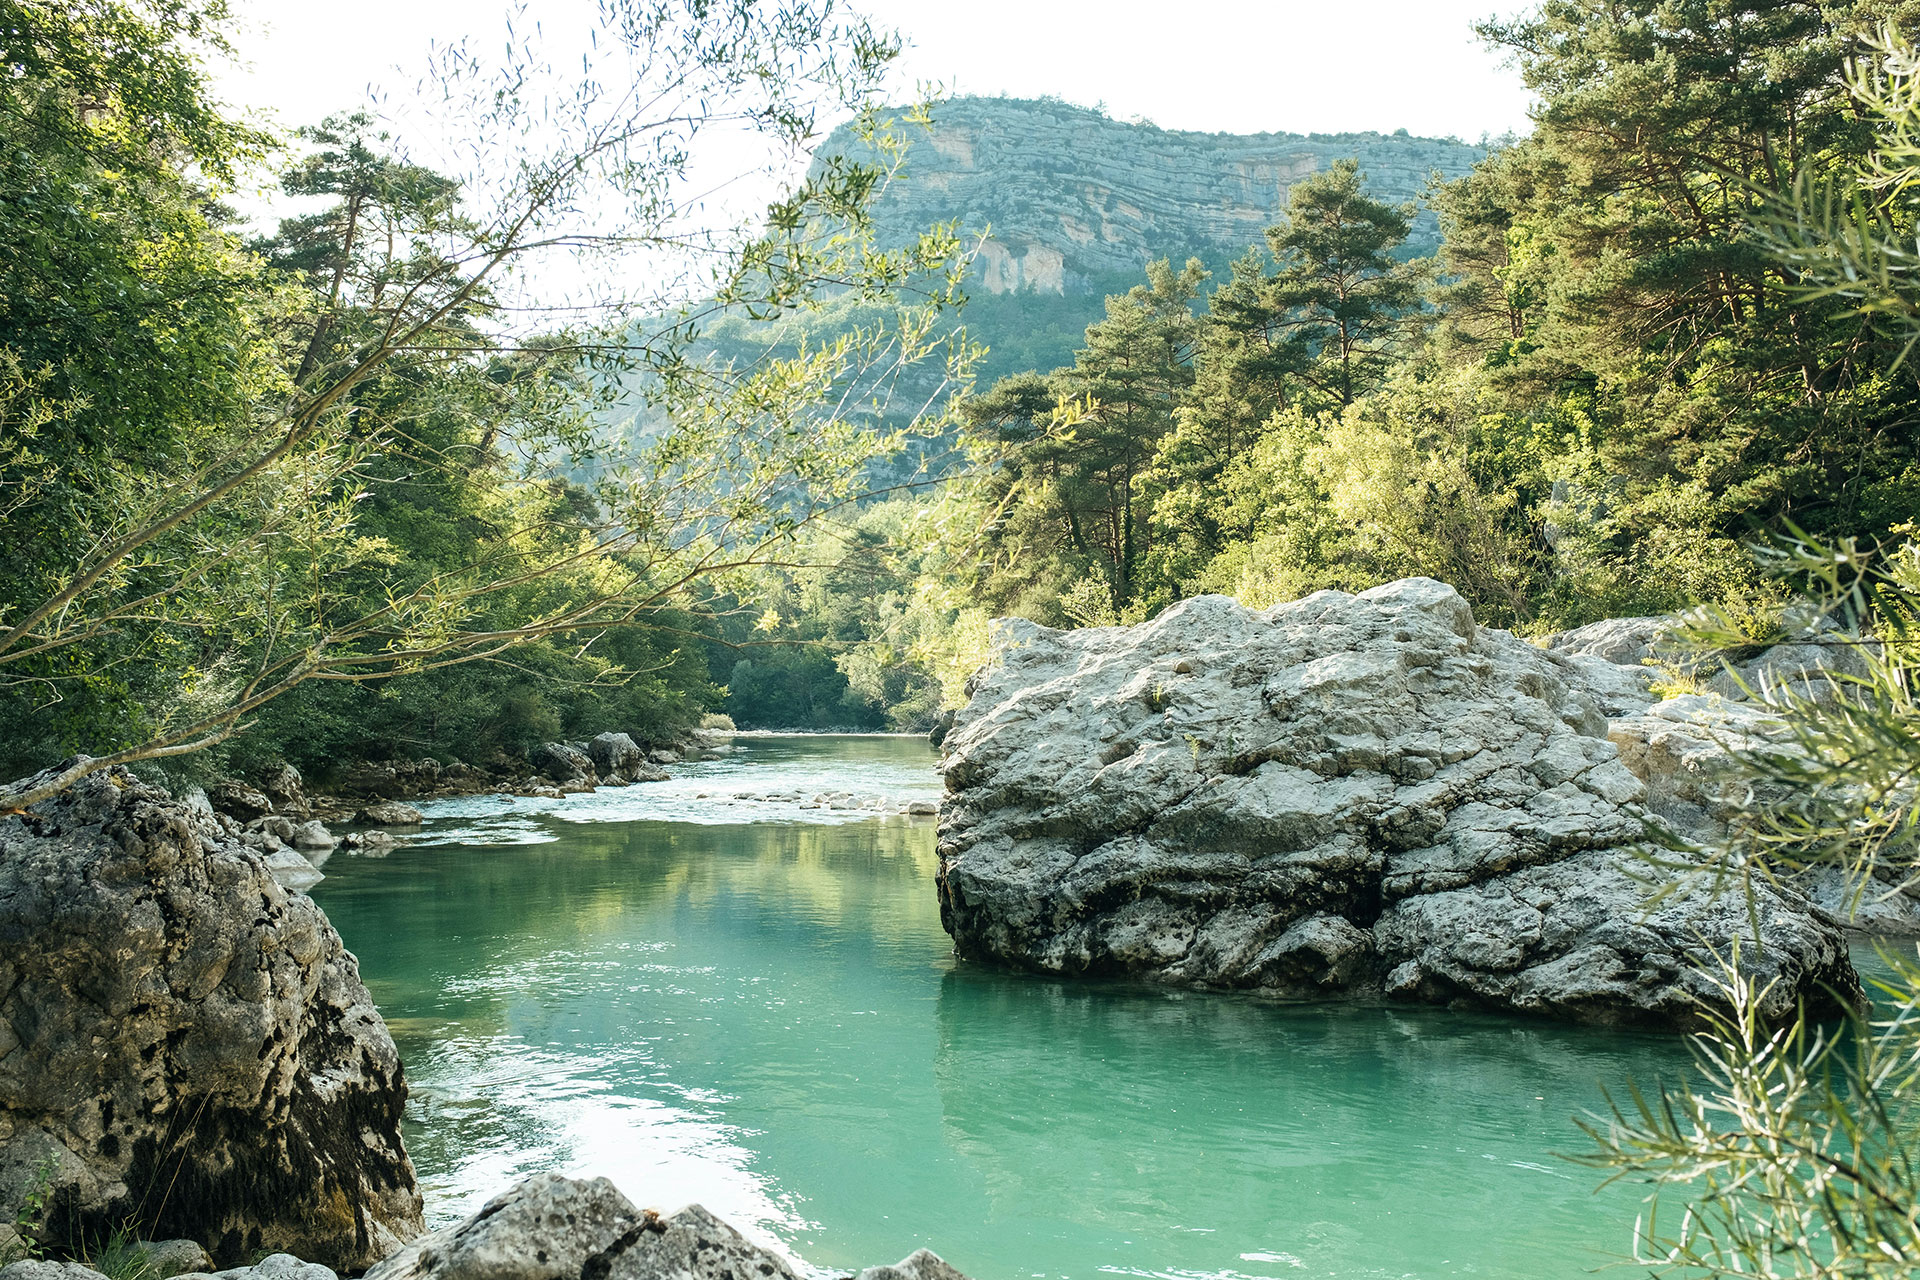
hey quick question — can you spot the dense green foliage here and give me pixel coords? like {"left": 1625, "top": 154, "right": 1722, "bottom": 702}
{"left": 732, "top": 0, "right": 1920, "bottom": 735}
{"left": 11, "top": 0, "right": 1920, "bottom": 750}
{"left": 0, "top": 0, "right": 970, "bottom": 788}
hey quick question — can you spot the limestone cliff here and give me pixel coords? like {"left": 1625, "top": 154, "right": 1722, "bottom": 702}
{"left": 817, "top": 96, "right": 1482, "bottom": 297}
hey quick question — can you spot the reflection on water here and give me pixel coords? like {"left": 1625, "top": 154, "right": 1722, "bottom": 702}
{"left": 314, "top": 734, "right": 1697, "bottom": 1280}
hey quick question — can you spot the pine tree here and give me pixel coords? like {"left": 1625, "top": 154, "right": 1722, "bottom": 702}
{"left": 1263, "top": 159, "right": 1422, "bottom": 408}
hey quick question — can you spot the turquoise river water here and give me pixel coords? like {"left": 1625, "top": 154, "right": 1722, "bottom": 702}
{"left": 312, "top": 733, "right": 1703, "bottom": 1280}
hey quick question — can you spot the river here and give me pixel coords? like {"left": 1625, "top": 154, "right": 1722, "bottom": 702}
{"left": 311, "top": 733, "right": 1696, "bottom": 1279}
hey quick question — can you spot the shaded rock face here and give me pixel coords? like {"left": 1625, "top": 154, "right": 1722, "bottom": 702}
{"left": 936, "top": 579, "right": 1859, "bottom": 1026}
{"left": 258, "top": 766, "right": 310, "bottom": 819}
{"left": 205, "top": 781, "right": 270, "bottom": 822}
{"left": 529, "top": 743, "right": 595, "bottom": 786}
{"left": 333, "top": 760, "right": 444, "bottom": 800}
{"left": 0, "top": 769, "right": 422, "bottom": 1269}
{"left": 587, "top": 733, "right": 658, "bottom": 785}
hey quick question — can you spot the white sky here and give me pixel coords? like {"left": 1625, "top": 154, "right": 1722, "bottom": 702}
{"left": 206, "top": 0, "right": 1536, "bottom": 304}
{"left": 210, "top": 0, "right": 1535, "bottom": 150}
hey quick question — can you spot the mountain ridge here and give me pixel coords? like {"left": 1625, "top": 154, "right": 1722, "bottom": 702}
{"left": 809, "top": 95, "right": 1485, "bottom": 378}
{"left": 818, "top": 95, "right": 1484, "bottom": 295}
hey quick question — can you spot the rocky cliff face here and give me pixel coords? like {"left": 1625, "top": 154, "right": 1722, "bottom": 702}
{"left": 0, "top": 769, "right": 422, "bottom": 1269}
{"left": 818, "top": 96, "right": 1483, "bottom": 297}
{"left": 933, "top": 579, "right": 1858, "bottom": 1026}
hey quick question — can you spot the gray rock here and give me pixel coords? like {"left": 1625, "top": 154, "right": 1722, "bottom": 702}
{"left": 1542, "top": 616, "right": 1672, "bottom": 666}
{"left": 1549, "top": 608, "right": 1874, "bottom": 707}
{"left": 335, "top": 759, "right": 443, "bottom": 800}
{"left": 0, "top": 768, "right": 423, "bottom": 1268}
{"left": 182, "top": 1254, "right": 338, "bottom": 1280}
{"left": 261, "top": 847, "right": 324, "bottom": 892}
{"left": 1603, "top": 695, "right": 1790, "bottom": 835}
{"left": 586, "top": 733, "right": 643, "bottom": 784}
{"left": 856, "top": 1250, "right": 972, "bottom": 1280}
{"left": 354, "top": 803, "right": 423, "bottom": 827}
{"left": 0, "top": 1263, "right": 111, "bottom": 1280}
{"left": 344, "top": 830, "right": 397, "bottom": 855}
{"left": 1707, "top": 633, "right": 1875, "bottom": 703}
{"left": 364, "top": 1174, "right": 811, "bottom": 1280}
{"left": 289, "top": 820, "right": 334, "bottom": 850}
{"left": 206, "top": 781, "right": 272, "bottom": 821}
{"left": 928, "top": 709, "right": 957, "bottom": 750}
{"left": 936, "top": 579, "right": 1859, "bottom": 1027}
{"left": 133, "top": 1239, "right": 213, "bottom": 1279}
{"left": 1540, "top": 647, "right": 1659, "bottom": 718}
{"left": 529, "top": 742, "right": 595, "bottom": 786}
{"left": 258, "top": 766, "right": 310, "bottom": 819}
{"left": 1800, "top": 867, "right": 1920, "bottom": 936}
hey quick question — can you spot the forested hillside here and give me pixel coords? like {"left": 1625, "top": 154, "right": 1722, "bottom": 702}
{"left": 6, "top": 0, "right": 1918, "bottom": 754}
{"left": 809, "top": 96, "right": 1484, "bottom": 382}
{"left": 720, "top": 0, "right": 1920, "bottom": 731}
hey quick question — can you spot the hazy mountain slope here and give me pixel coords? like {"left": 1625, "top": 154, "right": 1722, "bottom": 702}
{"left": 815, "top": 96, "right": 1485, "bottom": 378}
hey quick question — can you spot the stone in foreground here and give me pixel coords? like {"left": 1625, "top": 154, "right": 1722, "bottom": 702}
{"left": 0, "top": 768, "right": 423, "bottom": 1268}
{"left": 365, "top": 1175, "right": 972, "bottom": 1280}
{"left": 935, "top": 579, "right": 1858, "bottom": 1026}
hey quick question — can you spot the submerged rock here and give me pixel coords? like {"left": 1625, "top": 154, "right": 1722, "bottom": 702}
{"left": 0, "top": 768, "right": 423, "bottom": 1268}
{"left": 935, "top": 579, "right": 1858, "bottom": 1027}
{"left": 363, "top": 1174, "right": 970, "bottom": 1280}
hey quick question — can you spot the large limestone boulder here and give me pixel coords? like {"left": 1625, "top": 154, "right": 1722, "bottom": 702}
{"left": 0, "top": 768, "right": 423, "bottom": 1268}
{"left": 364, "top": 1174, "right": 973, "bottom": 1280}
{"left": 935, "top": 579, "right": 1858, "bottom": 1026}
{"left": 354, "top": 802, "right": 424, "bottom": 828}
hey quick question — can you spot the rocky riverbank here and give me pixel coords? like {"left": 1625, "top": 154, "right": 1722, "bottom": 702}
{"left": 183, "top": 730, "right": 743, "bottom": 892}
{"left": 934, "top": 578, "right": 1863, "bottom": 1026}
{"left": 2, "top": 1174, "right": 972, "bottom": 1280}
{"left": 0, "top": 769, "right": 972, "bottom": 1278}
{"left": 0, "top": 767, "right": 420, "bottom": 1269}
